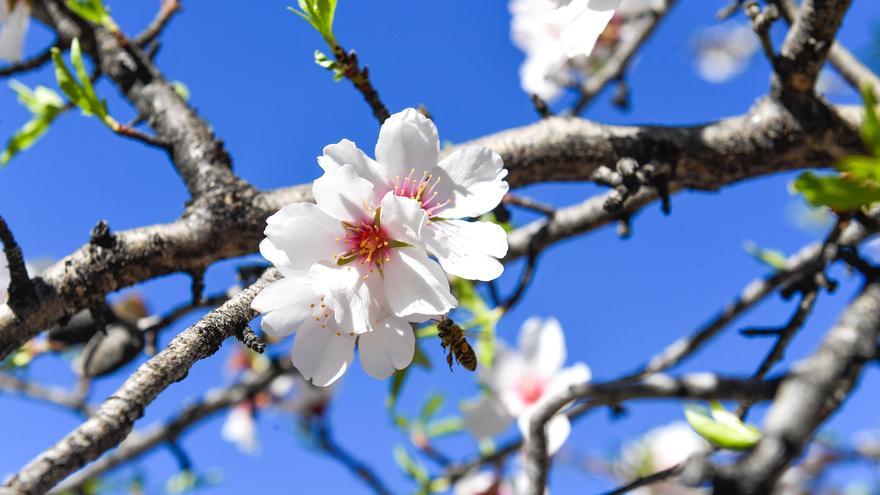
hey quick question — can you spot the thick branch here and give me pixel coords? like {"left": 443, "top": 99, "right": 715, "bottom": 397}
{"left": 710, "top": 279, "right": 880, "bottom": 494}
{"left": 2, "top": 269, "right": 280, "bottom": 494}
{"left": 773, "top": 0, "right": 852, "bottom": 96}
{"left": 0, "top": 100, "right": 866, "bottom": 361}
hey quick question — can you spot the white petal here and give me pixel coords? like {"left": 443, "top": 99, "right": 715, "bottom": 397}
{"left": 379, "top": 192, "right": 428, "bottom": 247}
{"left": 517, "top": 409, "right": 571, "bottom": 456}
{"left": 357, "top": 316, "right": 415, "bottom": 379}
{"left": 461, "top": 395, "right": 513, "bottom": 440}
{"left": 424, "top": 219, "right": 507, "bottom": 281}
{"left": 435, "top": 146, "right": 508, "bottom": 219}
{"left": 544, "top": 362, "right": 591, "bottom": 399}
{"left": 518, "top": 317, "right": 566, "bottom": 378}
{"left": 560, "top": 0, "right": 619, "bottom": 58}
{"left": 375, "top": 108, "right": 440, "bottom": 179}
{"left": 318, "top": 139, "right": 388, "bottom": 194}
{"left": 309, "top": 262, "right": 383, "bottom": 335}
{"left": 221, "top": 407, "right": 260, "bottom": 455}
{"left": 313, "top": 164, "right": 376, "bottom": 223}
{"left": 262, "top": 203, "right": 340, "bottom": 270}
{"left": 453, "top": 471, "right": 498, "bottom": 495}
{"left": 0, "top": 1, "right": 29, "bottom": 62}
{"left": 252, "top": 277, "right": 317, "bottom": 337}
{"left": 382, "top": 248, "right": 456, "bottom": 317}
{"left": 292, "top": 319, "right": 356, "bottom": 387}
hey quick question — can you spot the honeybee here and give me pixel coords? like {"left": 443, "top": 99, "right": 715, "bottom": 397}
{"left": 437, "top": 317, "right": 477, "bottom": 372}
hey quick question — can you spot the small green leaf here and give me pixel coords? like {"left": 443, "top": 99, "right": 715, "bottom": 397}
{"left": 1, "top": 114, "right": 60, "bottom": 165}
{"left": 314, "top": 50, "right": 344, "bottom": 81}
{"left": 839, "top": 155, "right": 880, "bottom": 185}
{"left": 65, "top": 0, "right": 116, "bottom": 29}
{"left": 792, "top": 171, "right": 880, "bottom": 211}
{"left": 419, "top": 393, "right": 444, "bottom": 422}
{"left": 393, "top": 445, "right": 429, "bottom": 483}
{"left": 70, "top": 38, "right": 108, "bottom": 120}
{"left": 171, "top": 81, "right": 191, "bottom": 102}
{"left": 743, "top": 241, "right": 786, "bottom": 270}
{"left": 290, "top": 0, "right": 338, "bottom": 42}
{"left": 860, "top": 83, "right": 880, "bottom": 156}
{"left": 387, "top": 367, "right": 410, "bottom": 413}
{"left": 51, "top": 46, "right": 89, "bottom": 111}
{"left": 425, "top": 417, "right": 464, "bottom": 438}
{"left": 684, "top": 402, "right": 762, "bottom": 451}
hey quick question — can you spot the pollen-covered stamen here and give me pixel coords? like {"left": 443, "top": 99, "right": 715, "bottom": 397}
{"left": 334, "top": 217, "right": 392, "bottom": 271}
{"left": 392, "top": 168, "right": 450, "bottom": 217}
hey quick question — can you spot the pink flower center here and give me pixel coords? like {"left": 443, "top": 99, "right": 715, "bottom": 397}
{"left": 392, "top": 169, "right": 449, "bottom": 217}
{"left": 336, "top": 219, "right": 391, "bottom": 272}
{"left": 517, "top": 374, "right": 545, "bottom": 406}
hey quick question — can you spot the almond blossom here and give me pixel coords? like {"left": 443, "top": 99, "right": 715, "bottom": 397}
{"left": 510, "top": 0, "right": 620, "bottom": 101}
{"left": 462, "top": 317, "right": 590, "bottom": 454}
{"left": 692, "top": 23, "right": 758, "bottom": 84}
{"left": 0, "top": 0, "right": 30, "bottom": 62}
{"left": 614, "top": 422, "right": 709, "bottom": 495}
{"left": 221, "top": 404, "right": 260, "bottom": 455}
{"left": 317, "top": 108, "right": 509, "bottom": 281}
{"left": 253, "top": 108, "right": 508, "bottom": 386}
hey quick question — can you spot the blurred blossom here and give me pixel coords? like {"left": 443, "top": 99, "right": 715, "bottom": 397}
{"left": 510, "top": 0, "right": 620, "bottom": 101}
{"left": 615, "top": 422, "right": 709, "bottom": 494}
{"left": 462, "top": 317, "right": 590, "bottom": 455}
{"left": 0, "top": 0, "right": 30, "bottom": 62}
{"left": 691, "top": 23, "right": 758, "bottom": 83}
{"left": 273, "top": 373, "right": 336, "bottom": 418}
{"left": 784, "top": 200, "right": 834, "bottom": 235}
{"left": 453, "top": 469, "right": 540, "bottom": 495}
{"left": 221, "top": 404, "right": 260, "bottom": 455}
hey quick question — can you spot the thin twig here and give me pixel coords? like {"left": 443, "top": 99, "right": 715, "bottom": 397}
{"left": 134, "top": 0, "right": 182, "bottom": 47}
{"left": 0, "top": 44, "right": 56, "bottom": 78}
{"left": 0, "top": 214, "right": 35, "bottom": 304}
{"left": 314, "top": 420, "right": 394, "bottom": 495}
{"left": 331, "top": 44, "right": 390, "bottom": 123}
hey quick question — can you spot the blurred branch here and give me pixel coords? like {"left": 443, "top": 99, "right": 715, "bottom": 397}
{"left": 2, "top": 269, "right": 280, "bottom": 494}
{"left": 771, "top": 0, "right": 880, "bottom": 99}
{"left": 52, "top": 357, "right": 295, "bottom": 493}
{"left": 0, "top": 43, "right": 56, "bottom": 78}
{"left": 0, "top": 214, "right": 35, "bottom": 304}
{"left": 133, "top": 0, "right": 182, "bottom": 47}
{"left": 0, "top": 373, "right": 93, "bottom": 416}
{"left": 313, "top": 420, "right": 394, "bottom": 495}
{"left": 708, "top": 277, "right": 880, "bottom": 493}
{"left": 571, "top": 0, "right": 678, "bottom": 115}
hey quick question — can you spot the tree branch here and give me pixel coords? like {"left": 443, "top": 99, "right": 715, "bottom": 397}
{"left": 2, "top": 269, "right": 280, "bottom": 494}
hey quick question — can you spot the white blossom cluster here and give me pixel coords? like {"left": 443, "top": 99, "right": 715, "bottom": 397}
{"left": 252, "top": 109, "right": 509, "bottom": 386}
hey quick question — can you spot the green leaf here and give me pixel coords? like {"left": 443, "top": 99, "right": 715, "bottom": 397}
{"left": 684, "top": 402, "right": 762, "bottom": 451}
{"left": 393, "top": 445, "right": 429, "bottom": 483}
{"left": 65, "top": 0, "right": 115, "bottom": 29}
{"left": 860, "top": 83, "right": 880, "bottom": 156}
{"left": 386, "top": 367, "right": 410, "bottom": 413}
{"left": 1, "top": 113, "right": 61, "bottom": 165}
{"left": 839, "top": 155, "right": 880, "bottom": 185}
{"left": 792, "top": 171, "right": 880, "bottom": 211}
{"left": 419, "top": 393, "right": 444, "bottom": 422}
{"left": 290, "top": 0, "right": 338, "bottom": 42}
{"left": 314, "top": 50, "right": 344, "bottom": 81}
{"left": 425, "top": 417, "right": 464, "bottom": 438}
{"left": 743, "top": 241, "right": 787, "bottom": 270}
{"left": 51, "top": 45, "right": 89, "bottom": 111}
{"left": 171, "top": 81, "right": 191, "bottom": 102}
{"left": 70, "top": 38, "right": 108, "bottom": 120}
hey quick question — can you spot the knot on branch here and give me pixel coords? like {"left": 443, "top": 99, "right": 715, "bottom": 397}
{"left": 237, "top": 326, "right": 265, "bottom": 354}
{"left": 90, "top": 220, "right": 116, "bottom": 249}
{"left": 592, "top": 158, "right": 671, "bottom": 214}
{"left": 0, "top": 215, "right": 36, "bottom": 305}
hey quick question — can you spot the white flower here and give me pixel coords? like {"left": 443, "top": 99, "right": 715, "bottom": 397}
{"left": 254, "top": 108, "right": 511, "bottom": 386}
{"left": 462, "top": 317, "right": 590, "bottom": 455}
{"left": 510, "top": 0, "right": 620, "bottom": 100}
{"left": 453, "top": 468, "right": 546, "bottom": 495}
{"left": 692, "top": 23, "right": 758, "bottom": 84}
{"left": 271, "top": 373, "right": 336, "bottom": 417}
{"left": 221, "top": 404, "right": 260, "bottom": 455}
{"left": 317, "top": 108, "right": 509, "bottom": 282}
{"left": 0, "top": 0, "right": 30, "bottom": 62}
{"left": 616, "top": 422, "right": 709, "bottom": 495}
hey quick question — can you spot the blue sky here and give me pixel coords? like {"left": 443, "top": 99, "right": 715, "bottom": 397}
{"left": 1, "top": 1, "right": 880, "bottom": 493}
